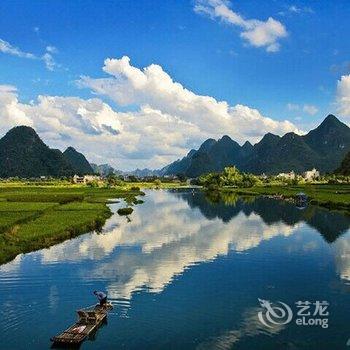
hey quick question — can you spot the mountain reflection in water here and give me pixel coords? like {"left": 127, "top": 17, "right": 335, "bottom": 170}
{"left": 176, "top": 190, "right": 350, "bottom": 242}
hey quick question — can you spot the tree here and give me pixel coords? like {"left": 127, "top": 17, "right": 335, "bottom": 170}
{"left": 200, "top": 166, "right": 261, "bottom": 189}
{"left": 106, "top": 174, "right": 123, "bottom": 187}
{"left": 176, "top": 173, "right": 187, "bottom": 182}
{"left": 154, "top": 179, "right": 162, "bottom": 188}
{"left": 199, "top": 172, "right": 224, "bottom": 189}
{"left": 127, "top": 175, "right": 137, "bottom": 182}
{"left": 222, "top": 166, "right": 243, "bottom": 186}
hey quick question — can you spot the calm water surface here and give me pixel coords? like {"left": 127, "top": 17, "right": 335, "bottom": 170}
{"left": 0, "top": 189, "right": 349, "bottom": 349}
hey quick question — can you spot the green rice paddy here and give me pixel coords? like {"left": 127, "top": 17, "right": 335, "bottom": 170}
{"left": 0, "top": 186, "right": 144, "bottom": 264}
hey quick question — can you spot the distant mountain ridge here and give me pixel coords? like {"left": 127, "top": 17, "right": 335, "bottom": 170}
{"left": 2, "top": 115, "right": 349, "bottom": 179}
{"left": 89, "top": 164, "right": 159, "bottom": 177}
{"left": 90, "top": 163, "right": 115, "bottom": 176}
{"left": 126, "top": 168, "right": 160, "bottom": 177}
{"left": 0, "top": 126, "right": 93, "bottom": 178}
{"left": 162, "top": 115, "right": 350, "bottom": 177}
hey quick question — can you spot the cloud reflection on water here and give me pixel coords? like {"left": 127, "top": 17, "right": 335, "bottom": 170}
{"left": 36, "top": 190, "right": 350, "bottom": 300}
{"left": 1, "top": 190, "right": 349, "bottom": 302}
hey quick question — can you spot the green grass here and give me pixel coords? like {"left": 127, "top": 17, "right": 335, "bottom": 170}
{"left": 0, "top": 202, "right": 58, "bottom": 235}
{"left": 0, "top": 202, "right": 58, "bottom": 211}
{"left": 0, "top": 185, "right": 145, "bottom": 264}
{"left": 0, "top": 187, "right": 85, "bottom": 204}
{"left": 15, "top": 209, "right": 109, "bottom": 241}
{"left": 0, "top": 211, "right": 41, "bottom": 233}
{"left": 57, "top": 202, "right": 107, "bottom": 211}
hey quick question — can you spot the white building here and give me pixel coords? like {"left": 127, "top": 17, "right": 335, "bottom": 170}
{"left": 277, "top": 171, "right": 296, "bottom": 180}
{"left": 72, "top": 174, "right": 101, "bottom": 184}
{"left": 303, "top": 168, "right": 320, "bottom": 181}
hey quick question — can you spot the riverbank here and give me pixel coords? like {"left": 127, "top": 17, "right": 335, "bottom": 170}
{"left": 217, "top": 184, "right": 350, "bottom": 214}
{"left": 0, "top": 185, "right": 144, "bottom": 264}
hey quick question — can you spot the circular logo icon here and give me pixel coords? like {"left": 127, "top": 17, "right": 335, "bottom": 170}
{"left": 258, "top": 298, "right": 293, "bottom": 328}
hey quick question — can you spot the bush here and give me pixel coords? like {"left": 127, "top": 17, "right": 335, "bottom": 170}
{"left": 117, "top": 207, "right": 133, "bottom": 216}
{"left": 200, "top": 167, "right": 261, "bottom": 188}
{"left": 87, "top": 180, "right": 99, "bottom": 188}
{"left": 154, "top": 179, "right": 161, "bottom": 188}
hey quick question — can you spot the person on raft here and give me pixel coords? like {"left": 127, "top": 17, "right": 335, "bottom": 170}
{"left": 93, "top": 291, "right": 107, "bottom": 306}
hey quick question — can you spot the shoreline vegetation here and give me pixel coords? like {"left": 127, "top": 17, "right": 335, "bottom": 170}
{"left": 198, "top": 166, "right": 350, "bottom": 215}
{"left": 213, "top": 185, "right": 350, "bottom": 214}
{"left": 0, "top": 183, "right": 145, "bottom": 265}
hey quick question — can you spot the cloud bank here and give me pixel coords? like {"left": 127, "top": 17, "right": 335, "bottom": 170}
{"left": 194, "top": 0, "right": 287, "bottom": 52}
{"left": 0, "top": 56, "right": 299, "bottom": 169}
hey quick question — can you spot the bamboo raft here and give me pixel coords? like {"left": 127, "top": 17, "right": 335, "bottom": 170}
{"left": 51, "top": 303, "right": 113, "bottom": 346}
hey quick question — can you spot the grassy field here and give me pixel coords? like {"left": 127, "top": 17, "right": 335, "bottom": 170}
{"left": 0, "top": 185, "right": 144, "bottom": 264}
{"left": 223, "top": 184, "right": 350, "bottom": 213}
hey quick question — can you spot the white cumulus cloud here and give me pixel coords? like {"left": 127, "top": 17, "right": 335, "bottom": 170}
{"left": 336, "top": 74, "right": 350, "bottom": 117}
{"left": 0, "top": 56, "right": 300, "bottom": 170}
{"left": 79, "top": 56, "right": 299, "bottom": 142}
{"left": 0, "top": 86, "right": 203, "bottom": 169}
{"left": 0, "top": 85, "right": 34, "bottom": 130}
{"left": 194, "top": 0, "right": 287, "bottom": 52}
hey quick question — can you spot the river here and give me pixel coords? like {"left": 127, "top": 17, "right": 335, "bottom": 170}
{"left": 0, "top": 189, "right": 349, "bottom": 349}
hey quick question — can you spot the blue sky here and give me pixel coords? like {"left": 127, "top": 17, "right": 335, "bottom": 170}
{"left": 0, "top": 0, "right": 349, "bottom": 169}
